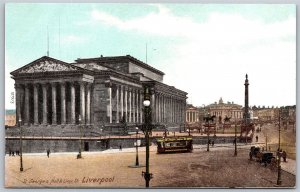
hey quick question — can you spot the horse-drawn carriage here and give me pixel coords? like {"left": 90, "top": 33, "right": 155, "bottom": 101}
{"left": 250, "top": 146, "right": 276, "bottom": 168}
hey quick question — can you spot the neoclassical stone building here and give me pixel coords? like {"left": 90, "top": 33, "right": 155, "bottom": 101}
{"left": 186, "top": 104, "right": 199, "bottom": 123}
{"left": 206, "top": 97, "right": 244, "bottom": 123}
{"left": 10, "top": 55, "right": 187, "bottom": 137}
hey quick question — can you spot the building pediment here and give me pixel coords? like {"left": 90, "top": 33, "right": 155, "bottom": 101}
{"left": 11, "top": 56, "right": 82, "bottom": 76}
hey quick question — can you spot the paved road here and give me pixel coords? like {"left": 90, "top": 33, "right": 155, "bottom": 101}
{"left": 5, "top": 141, "right": 295, "bottom": 188}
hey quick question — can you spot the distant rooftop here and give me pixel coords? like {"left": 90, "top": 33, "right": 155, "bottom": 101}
{"left": 75, "top": 55, "right": 165, "bottom": 76}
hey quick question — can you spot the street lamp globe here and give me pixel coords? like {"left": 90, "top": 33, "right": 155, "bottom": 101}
{"left": 143, "top": 100, "right": 150, "bottom": 107}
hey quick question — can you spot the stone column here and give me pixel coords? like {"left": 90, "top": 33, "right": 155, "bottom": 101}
{"left": 158, "top": 94, "right": 160, "bottom": 123}
{"left": 140, "top": 90, "right": 143, "bottom": 123}
{"left": 60, "top": 82, "right": 66, "bottom": 125}
{"left": 79, "top": 82, "right": 86, "bottom": 124}
{"left": 51, "top": 83, "right": 57, "bottom": 125}
{"left": 15, "top": 84, "right": 22, "bottom": 124}
{"left": 124, "top": 88, "right": 128, "bottom": 122}
{"left": 108, "top": 86, "right": 112, "bottom": 123}
{"left": 151, "top": 90, "right": 155, "bottom": 122}
{"left": 120, "top": 86, "right": 124, "bottom": 121}
{"left": 164, "top": 95, "right": 166, "bottom": 123}
{"left": 136, "top": 90, "right": 139, "bottom": 123}
{"left": 129, "top": 89, "right": 132, "bottom": 123}
{"left": 33, "top": 84, "right": 39, "bottom": 125}
{"left": 169, "top": 97, "right": 172, "bottom": 123}
{"left": 171, "top": 98, "right": 173, "bottom": 123}
{"left": 155, "top": 94, "right": 157, "bottom": 123}
{"left": 70, "top": 82, "right": 76, "bottom": 124}
{"left": 42, "top": 83, "right": 48, "bottom": 125}
{"left": 162, "top": 95, "right": 167, "bottom": 122}
{"left": 132, "top": 89, "right": 135, "bottom": 123}
{"left": 24, "top": 84, "right": 30, "bottom": 126}
{"left": 174, "top": 100, "right": 177, "bottom": 123}
{"left": 179, "top": 101, "right": 182, "bottom": 123}
{"left": 116, "top": 86, "right": 119, "bottom": 123}
{"left": 86, "top": 84, "right": 91, "bottom": 125}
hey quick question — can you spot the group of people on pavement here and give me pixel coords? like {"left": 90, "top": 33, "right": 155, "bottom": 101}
{"left": 277, "top": 148, "right": 287, "bottom": 162}
{"left": 8, "top": 150, "right": 20, "bottom": 156}
{"left": 8, "top": 148, "right": 51, "bottom": 158}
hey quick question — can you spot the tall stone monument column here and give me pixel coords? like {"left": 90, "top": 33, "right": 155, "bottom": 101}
{"left": 244, "top": 74, "right": 250, "bottom": 124}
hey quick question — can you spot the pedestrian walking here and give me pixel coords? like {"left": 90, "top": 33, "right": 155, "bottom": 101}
{"left": 233, "top": 138, "right": 236, "bottom": 145}
{"left": 9, "top": 150, "right": 11, "bottom": 156}
{"left": 12, "top": 151, "right": 15, "bottom": 156}
{"left": 212, "top": 140, "right": 214, "bottom": 146}
{"left": 256, "top": 135, "right": 258, "bottom": 142}
{"left": 282, "top": 151, "right": 287, "bottom": 162}
{"left": 249, "top": 151, "right": 253, "bottom": 161}
{"left": 46, "top": 149, "right": 50, "bottom": 158}
{"left": 119, "top": 145, "right": 122, "bottom": 151}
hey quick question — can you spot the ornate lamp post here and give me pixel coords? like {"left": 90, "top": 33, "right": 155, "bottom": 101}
{"left": 207, "top": 116, "right": 210, "bottom": 152}
{"left": 78, "top": 115, "right": 82, "bottom": 159}
{"left": 19, "top": 118, "right": 23, "bottom": 172}
{"left": 135, "top": 127, "right": 139, "bottom": 166}
{"left": 141, "top": 86, "right": 153, "bottom": 188}
{"left": 277, "top": 109, "right": 282, "bottom": 186}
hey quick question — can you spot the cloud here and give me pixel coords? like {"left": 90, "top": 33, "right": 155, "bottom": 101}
{"left": 61, "top": 35, "right": 86, "bottom": 44}
{"left": 90, "top": 6, "right": 295, "bottom": 45}
{"left": 91, "top": 5, "right": 200, "bottom": 38}
{"left": 91, "top": 5, "right": 296, "bottom": 106}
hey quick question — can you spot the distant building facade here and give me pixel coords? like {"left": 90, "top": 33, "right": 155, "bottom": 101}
{"left": 9, "top": 55, "right": 187, "bottom": 137}
{"left": 5, "top": 109, "right": 16, "bottom": 127}
{"left": 252, "top": 105, "right": 296, "bottom": 129}
{"left": 186, "top": 104, "right": 199, "bottom": 123}
{"left": 206, "top": 97, "right": 243, "bottom": 123}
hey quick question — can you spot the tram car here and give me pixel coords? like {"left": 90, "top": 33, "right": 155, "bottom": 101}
{"left": 156, "top": 136, "right": 193, "bottom": 153}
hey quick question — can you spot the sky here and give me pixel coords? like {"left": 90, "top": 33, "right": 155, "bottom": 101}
{"left": 5, "top": 3, "right": 296, "bottom": 109}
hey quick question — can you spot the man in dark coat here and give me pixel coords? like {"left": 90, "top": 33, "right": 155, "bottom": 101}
{"left": 47, "top": 149, "right": 50, "bottom": 158}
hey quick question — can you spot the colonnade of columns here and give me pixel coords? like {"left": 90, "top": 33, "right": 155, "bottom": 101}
{"left": 210, "top": 110, "right": 243, "bottom": 120}
{"left": 107, "top": 85, "right": 143, "bottom": 124}
{"left": 186, "top": 111, "right": 199, "bottom": 123}
{"left": 153, "top": 93, "right": 186, "bottom": 124}
{"left": 15, "top": 81, "right": 92, "bottom": 126}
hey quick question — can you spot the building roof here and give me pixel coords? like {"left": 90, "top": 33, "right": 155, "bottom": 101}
{"left": 10, "top": 56, "right": 92, "bottom": 76}
{"left": 75, "top": 55, "right": 165, "bottom": 76}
